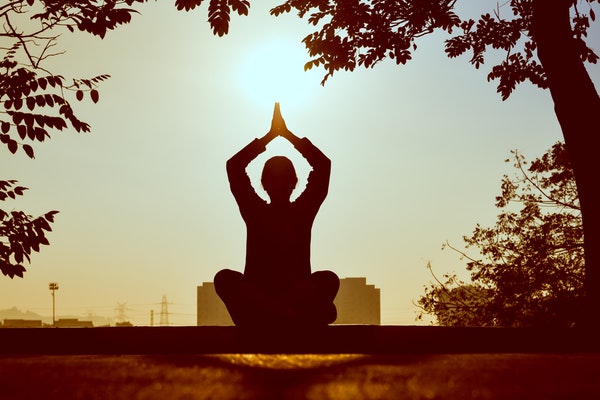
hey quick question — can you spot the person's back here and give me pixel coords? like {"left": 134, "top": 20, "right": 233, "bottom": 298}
{"left": 215, "top": 103, "right": 339, "bottom": 327}
{"left": 227, "top": 132, "right": 330, "bottom": 295}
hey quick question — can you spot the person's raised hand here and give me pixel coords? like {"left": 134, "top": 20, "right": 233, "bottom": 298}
{"left": 270, "top": 102, "right": 289, "bottom": 137}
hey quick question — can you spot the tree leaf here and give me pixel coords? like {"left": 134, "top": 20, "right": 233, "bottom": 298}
{"left": 8, "top": 140, "right": 17, "bottom": 154}
{"left": 36, "top": 218, "right": 52, "bottom": 232}
{"left": 25, "top": 97, "right": 35, "bottom": 111}
{"left": 26, "top": 125, "right": 35, "bottom": 140}
{"left": 12, "top": 113, "right": 23, "bottom": 125}
{"left": 44, "top": 210, "right": 59, "bottom": 223}
{"left": 23, "top": 145, "right": 34, "bottom": 159}
{"left": 44, "top": 94, "right": 54, "bottom": 107}
{"left": 34, "top": 115, "right": 45, "bottom": 127}
{"left": 13, "top": 186, "right": 26, "bottom": 196}
{"left": 23, "top": 114, "right": 33, "bottom": 128}
{"left": 175, "top": 0, "right": 204, "bottom": 11}
{"left": 35, "top": 127, "right": 47, "bottom": 141}
{"left": 35, "top": 95, "right": 46, "bottom": 107}
{"left": 17, "top": 125, "right": 26, "bottom": 140}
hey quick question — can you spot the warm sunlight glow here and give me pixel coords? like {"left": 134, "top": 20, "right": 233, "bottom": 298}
{"left": 212, "top": 354, "right": 366, "bottom": 369}
{"left": 237, "top": 39, "right": 321, "bottom": 111}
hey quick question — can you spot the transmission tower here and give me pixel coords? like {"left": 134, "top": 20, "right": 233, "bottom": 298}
{"left": 159, "top": 295, "right": 169, "bottom": 326}
{"left": 114, "top": 302, "right": 130, "bottom": 324}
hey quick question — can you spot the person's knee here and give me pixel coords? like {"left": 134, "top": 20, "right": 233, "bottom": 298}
{"left": 312, "top": 270, "right": 340, "bottom": 295}
{"left": 214, "top": 269, "right": 243, "bottom": 299}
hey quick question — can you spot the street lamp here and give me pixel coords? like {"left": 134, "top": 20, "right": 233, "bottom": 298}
{"left": 49, "top": 282, "right": 59, "bottom": 326}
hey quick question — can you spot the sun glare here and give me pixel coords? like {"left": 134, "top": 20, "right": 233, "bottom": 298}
{"left": 237, "top": 39, "right": 321, "bottom": 111}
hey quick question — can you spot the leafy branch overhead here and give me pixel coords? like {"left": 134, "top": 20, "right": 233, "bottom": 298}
{"left": 1, "top": 0, "right": 253, "bottom": 160}
{"left": 0, "top": 68, "right": 111, "bottom": 159}
{"left": 5, "top": 1, "right": 596, "bottom": 159}
{"left": 1, "top": 1, "right": 144, "bottom": 279}
{"left": 0, "top": 0, "right": 147, "bottom": 159}
{"left": 175, "top": 0, "right": 250, "bottom": 36}
{"left": 0, "top": 180, "right": 58, "bottom": 278}
{"left": 268, "top": 0, "right": 599, "bottom": 96}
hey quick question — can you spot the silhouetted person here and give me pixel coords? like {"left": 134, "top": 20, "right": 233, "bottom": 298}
{"left": 215, "top": 103, "right": 339, "bottom": 327}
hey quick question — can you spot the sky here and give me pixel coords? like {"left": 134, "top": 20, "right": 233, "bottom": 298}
{"left": 1, "top": 1, "right": 598, "bottom": 326}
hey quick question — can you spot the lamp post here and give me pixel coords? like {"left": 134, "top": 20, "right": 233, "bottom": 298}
{"left": 49, "top": 282, "right": 59, "bottom": 326}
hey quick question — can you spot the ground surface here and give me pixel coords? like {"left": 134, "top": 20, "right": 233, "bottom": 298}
{"left": 1, "top": 353, "right": 599, "bottom": 399}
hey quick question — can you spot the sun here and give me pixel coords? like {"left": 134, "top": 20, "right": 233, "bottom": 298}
{"left": 237, "top": 38, "right": 321, "bottom": 111}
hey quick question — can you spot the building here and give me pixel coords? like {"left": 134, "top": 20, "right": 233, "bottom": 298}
{"left": 54, "top": 318, "right": 94, "bottom": 328}
{"left": 197, "top": 282, "right": 234, "bottom": 326}
{"left": 197, "top": 277, "right": 380, "bottom": 326}
{"left": 2, "top": 319, "right": 43, "bottom": 328}
{"left": 333, "top": 277, "right": 380, "bottom": 325}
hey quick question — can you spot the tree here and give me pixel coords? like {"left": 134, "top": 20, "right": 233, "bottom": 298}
{"left": 1, "top": 0, "right": 144, "bottom": 277}
{"left": 417, "top": 142, "right": 584, "bottom": 327}
{"left": 3, "top": 1, "right": 598, "bottom": 317}
{"left": 1, "top": 0, "right": 146, "bottom": 158}
{"left": 417, "top": 267, "right": 494, "bottom": 327}
{"left": 179, "top": 0, "right": 600, "bottom": 325}
{"left": 0, "top": 0, "right": 254, "bottom": 278}
{"left": 0, "top": 180, "right": 58, "bottom": 278}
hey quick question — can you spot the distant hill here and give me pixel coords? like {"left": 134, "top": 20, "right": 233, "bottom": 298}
{"left": 0, "top": 307, "right": 114, "bottom": 327}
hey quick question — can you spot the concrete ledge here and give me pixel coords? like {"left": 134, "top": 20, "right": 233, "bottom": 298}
{"left": 1, "top": 325, "right": 598, "bottom": 354}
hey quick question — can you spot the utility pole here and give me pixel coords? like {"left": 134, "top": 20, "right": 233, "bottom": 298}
{"left": 48, "top": 282, "right": 59, "bottom": 326}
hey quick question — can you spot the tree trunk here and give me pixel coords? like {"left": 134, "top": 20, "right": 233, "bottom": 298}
{"left": 532, "top": 0, "right": 600, "bottom": 328}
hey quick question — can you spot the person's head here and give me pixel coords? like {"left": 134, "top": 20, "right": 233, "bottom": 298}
{"left": 261, "top": 156, "right": 297, "bottom": 202}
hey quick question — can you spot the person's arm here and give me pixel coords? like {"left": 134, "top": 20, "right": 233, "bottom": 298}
{"left": 285, "top": 131, "right": 330, "bottom": 170}
{"left": 227, "top": 129, "right": 277, "bottom": 208}
{"left": 274, "top": 104, "right": 331, "bottom": 203}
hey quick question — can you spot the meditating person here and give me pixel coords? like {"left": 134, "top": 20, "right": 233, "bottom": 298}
{"left": 214, "top": 103, "right": 339, "bottom": 327}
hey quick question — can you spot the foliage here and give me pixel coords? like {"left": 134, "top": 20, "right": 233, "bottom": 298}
{"left": 1, "top": 0, "right": 146, "bottom": 159}
{"left": 417, "top": 142, "right": 584, "bottom": 327}
{"left": 417, "top": 262, "right": 495, "bottom": 327}
{"left": 177, "top": 0, "right": 599, "bottom": 323}
{"left": 174, "top": 1, "right": 598, "bottom": 97}
{"left": 175, "top": 0, "right": 250, "bottom": 36}
{"left": 1, "top": 0, "right": 596, "bottom": 291}
{"left": 0, "top": 180, "right": 58, "bottom": 278}
{"left": 267, "top": 0, "right": 599, "bottom": 97}
{"left": 1, "top": 0, "right": 144, "bottom": 277}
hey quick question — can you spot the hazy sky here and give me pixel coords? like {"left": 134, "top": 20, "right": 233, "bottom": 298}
{"left": 2, "top": 1, "right": 598, "bottom": 325}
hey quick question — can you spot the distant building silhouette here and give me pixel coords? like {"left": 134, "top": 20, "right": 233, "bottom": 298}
{"left": 2, "top": 319, "right": 43, "bottom": 328}
{"left": 333, "top": 277, "right": 381, "bottom": 325}
{"left": 54, "top": 318, "right": 93, "bottom": 328}
{"left": 197, "top": 277, "right": 380, "bottom": 326}
{"left": 197, "top": 282, "right": 234, "bottom": 326}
